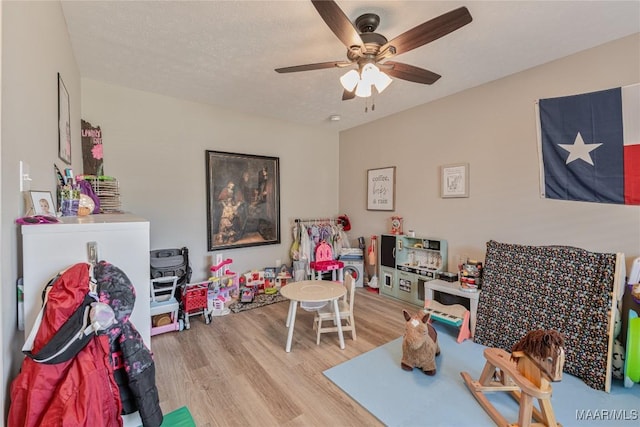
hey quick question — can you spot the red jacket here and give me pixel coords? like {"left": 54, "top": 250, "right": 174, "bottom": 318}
{"left": 8, "top": 263, "right": 122, "bottom": 427}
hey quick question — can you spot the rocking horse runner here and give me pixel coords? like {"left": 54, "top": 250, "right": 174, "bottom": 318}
{"left": 461, "top": 329, "right": 565, "bottom": 427}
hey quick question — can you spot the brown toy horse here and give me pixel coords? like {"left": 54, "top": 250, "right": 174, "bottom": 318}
{"left": 401, "top": 309, "right": 440, "bottom": 375}
{"left": 461, "top": 329, "right": 566, "bottom": 427}
{"left": 511, "top": 329, "right": 566, "bottom": 381}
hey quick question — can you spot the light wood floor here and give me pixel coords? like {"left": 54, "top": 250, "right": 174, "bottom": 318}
{"left": 151, "top": 288, "right": 422, "bottom": 426}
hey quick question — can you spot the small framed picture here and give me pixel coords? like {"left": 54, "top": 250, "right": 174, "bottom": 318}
{"left": 440, "top": 163, "right": 469, "bottom": 198}
{"left": 26, "top": 191, "right": 56, "bottom": 216}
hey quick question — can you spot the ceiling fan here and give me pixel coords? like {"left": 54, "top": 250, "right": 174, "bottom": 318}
{"left": 275, "top": 1, "right": 473, "bottom": 100}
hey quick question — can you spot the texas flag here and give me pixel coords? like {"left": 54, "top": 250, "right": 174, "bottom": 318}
{"left": 538, "top": 84, "right": 640, "bottom": 205}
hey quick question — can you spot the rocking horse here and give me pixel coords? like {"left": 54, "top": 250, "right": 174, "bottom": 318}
{"left": 461, "top": 329, "right": 565, "bottom": 427}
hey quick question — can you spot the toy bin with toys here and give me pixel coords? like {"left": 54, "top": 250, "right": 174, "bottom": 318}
{"left": 237, "top": 265, "right": 292, "bottom": 303}
{"left": 242, "top": 270, "right": 278, "bottom": 295}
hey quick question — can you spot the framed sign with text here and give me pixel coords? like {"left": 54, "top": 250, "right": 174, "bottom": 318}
{"left": 367, "top": 166, "right": 396, "bottom": 211}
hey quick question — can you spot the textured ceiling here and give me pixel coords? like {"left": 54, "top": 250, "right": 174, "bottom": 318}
{"left": 61, "top": 1, "right": 640, "bottom": 132}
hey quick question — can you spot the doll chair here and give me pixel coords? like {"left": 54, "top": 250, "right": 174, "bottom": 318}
{"left": 309, "top": 240, "right": 344, "bottom": 282}
{"left": 313, "top": 272, "right": 356, "bottom": 344}
{"left": 150, "top": 276, "right": 182, "bottom": 335}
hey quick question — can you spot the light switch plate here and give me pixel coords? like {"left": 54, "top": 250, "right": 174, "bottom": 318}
{"left": 19, "top": 161, "right": 31, "bottom": 192}
{"left": 87, "top": 241, "right": 99, "bottom": 265}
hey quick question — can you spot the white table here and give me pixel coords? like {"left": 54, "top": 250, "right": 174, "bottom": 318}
{"left": 424, "top": 279, "right": 481, "bottom": 335}
{"left": 279, "top": 280, "right": 346, "bottom": 352}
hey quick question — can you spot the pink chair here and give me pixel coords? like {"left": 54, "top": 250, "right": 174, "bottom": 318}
{"left": 309, "top": 241, "right": 344, "bottom": 282}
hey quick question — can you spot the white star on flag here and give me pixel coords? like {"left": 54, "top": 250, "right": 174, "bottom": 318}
{"left": 558, "top": 132, "right": 602, "bottom": 165}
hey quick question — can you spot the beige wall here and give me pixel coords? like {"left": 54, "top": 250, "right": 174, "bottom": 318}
{"left": 1, "top": 2, "right": 339, "bottom": 418}
{"left": 81, "top": 79, "right": 339, "bottom": 282}
{"left": 339, "top": 34, "right": 640, "bottom": 275}
{"left": 1, "top": 1, "right": 81, "bottom": 416}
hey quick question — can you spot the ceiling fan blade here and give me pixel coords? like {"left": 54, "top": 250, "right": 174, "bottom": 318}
{"left": 383, "top": 61, "right": 441, "bottom": 85}
{"left": 311, "top": 0, "right": 364, "bottom": 50}
{"left": 381, "top": 6, "right": 472, "bottom": 56}
{"left": 342, "top": 89, "right": 356, "bottom": 101}
{"left": 275, "top": 61, "right": 347, "bottom": 73}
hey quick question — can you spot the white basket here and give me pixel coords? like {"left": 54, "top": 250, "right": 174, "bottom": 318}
{"left": 300, "top": 301, "right": 327, "bottom": 311}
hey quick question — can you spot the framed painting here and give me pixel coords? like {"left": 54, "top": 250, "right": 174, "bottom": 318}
{"left": 58, "top": 73, "right": 71, "bottom": 165}
{"left": 206, "top": 150, "right": 281, "bottom": 251}
{"left": 367, "top": 166, "right": 396, "bottom": 211}
{"left": 441, "top": 163, "right": 469, "bottom": 198}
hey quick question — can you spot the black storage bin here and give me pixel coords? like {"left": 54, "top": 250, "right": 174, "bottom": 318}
{"left": 433, "top": 290, "right": 471, "bottom": 311}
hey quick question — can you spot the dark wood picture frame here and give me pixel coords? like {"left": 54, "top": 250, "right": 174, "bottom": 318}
{"left": 206, "top": 150, "right": 281, "bottom": 251}
{"left": 58, "top": 73, "right": 71, "bottom": 164}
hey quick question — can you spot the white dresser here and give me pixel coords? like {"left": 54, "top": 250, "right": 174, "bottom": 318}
{"left": 21, "top": 213, "right": 151, "bottom": 347}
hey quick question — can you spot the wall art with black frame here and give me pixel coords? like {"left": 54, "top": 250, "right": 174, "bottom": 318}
{"left": 58, "top": 73, "right": 71, "bottom": 164}
{"left": 206, "top": 150, "right": 280, "bottom": 251}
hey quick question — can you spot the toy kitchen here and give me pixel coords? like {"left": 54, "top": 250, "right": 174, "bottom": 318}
{"left": 379, "top": 234, "right": 448, "bottom": 305}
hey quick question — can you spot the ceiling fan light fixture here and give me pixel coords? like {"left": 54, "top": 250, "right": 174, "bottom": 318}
{"left": 373, "top": 70, "right": 392, "bottom": 93}
{"left": 360, "top": 63, "right": 379, "bottom": 86}
{"left": 340, "top": 69, "right": 360, "bottom": 92}
{"left": 355, "top": 81, "right": 372, "bottom": 98}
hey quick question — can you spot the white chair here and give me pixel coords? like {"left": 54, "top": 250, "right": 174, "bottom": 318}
{"left": 313, "top": 272, "right": 356, "bottom": 345}
{"left": 150, "top": 276, "right": 182, "bottom": 336}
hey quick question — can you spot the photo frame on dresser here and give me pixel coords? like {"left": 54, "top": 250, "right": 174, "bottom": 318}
{"left": 24, "top": 191, "right": 56, "bottom": 216}
{"left": 441, "top": 163, "right": 469, "bottom": 198}
{"left": 367, "top": 166, "right": 396, "bottom": 211}
{"left": 206, "top": 150, "right": 281, "bottom": 251}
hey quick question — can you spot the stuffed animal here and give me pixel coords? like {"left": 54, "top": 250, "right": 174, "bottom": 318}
{"left": 401, "top": 309, "right": 440, "bottom": 375}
